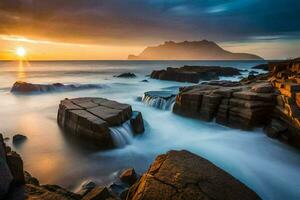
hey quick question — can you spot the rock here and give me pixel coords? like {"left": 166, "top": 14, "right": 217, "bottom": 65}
{"left": 57, "top": 97, "right": 144, "bottom": 149}
{"left": 150, "top": 66, "right": 241, "bottom": 83}
{"left": 115, "top": 73, "right": 136, "bottom": 78}
{"left": 141, "top": 79, "right": 148, "bottom": 82}
{"left": 0, "top": 134, "right": 81, "bottom": 199}
{"left": 130, "top": 112, "right": 144, "bottom": 134}
{"left": 24, "top": 171, "right": 40, "bottom": 186}
{"left": 135, "top": 96, "right": 142, "bottom": 102}
{"left": 252, "top": 64, "right": 269, "bottom": 71}
{"left": 264, "top": 119, "right": 288, "bottom": 138}
{"left": 0, "top": 134, "right": 14, "bottom": 199}
{"left": 12, "top": 134, "right": 27, "bottom": 144}
{"left": 251, "top": 82, "right": 274, "bottom": 93}
{"left": 173, "top": 81, "right": 276, "bottom": 130}
{"left": 77, "top": 181, "right": 97, "bottom": 196}
{"left": 127, "top": 150, "right": 260, "bottom": 200}
{"left": 6, "top": 151, "right": 25, "bottom": 184}
{"left": 83, "top": 186, "right": 111, "bottom": 200}
{"left": 11, "top": 81, "right": 103, "bottom": 94}
{"left": 25, "top": 184, "right": 81, "bottom": 200}
{"left": 109, "top": 183, "right": 127, "bottom": 198}
{"left": 267, "top": 58, "right": 300, "bottom": 147}
{"left": 120, "top": 188, "right": 129, "bottom": 200}
{"left": 119, "top": 168, "right": 138, "bottom": 186}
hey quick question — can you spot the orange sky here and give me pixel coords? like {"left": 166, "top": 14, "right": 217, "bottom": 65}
{"left": 0, "top": 35, "right": 144, "bottom": 60}
{"left": 1, "top": 34, "right": 299, "bottom": 60}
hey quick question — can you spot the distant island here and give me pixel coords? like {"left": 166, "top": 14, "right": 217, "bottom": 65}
{"left": 128, "top": 40, "right": 263, "bottom": 60}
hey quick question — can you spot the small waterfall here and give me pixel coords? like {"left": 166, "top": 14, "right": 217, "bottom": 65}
{"left": 142, "top": 95, "right": 176, "bottom": 110}
{"left": 109, "top": 121, "right": 134, "bottom": 148}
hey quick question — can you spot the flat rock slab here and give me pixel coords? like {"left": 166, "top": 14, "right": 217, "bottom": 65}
{"left": 128, "top": 150, "right": 260, "bottom": 200}
{"left": 57, "top": 97, "right": 144, "bottom": 149}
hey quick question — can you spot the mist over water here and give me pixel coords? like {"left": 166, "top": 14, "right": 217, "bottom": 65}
{"left": 0, "top": 60, "right": 300, "bottom": 199}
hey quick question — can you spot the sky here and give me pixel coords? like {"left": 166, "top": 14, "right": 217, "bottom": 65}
{"left": 0, "top": 0, "right": 299, "bottom": 60}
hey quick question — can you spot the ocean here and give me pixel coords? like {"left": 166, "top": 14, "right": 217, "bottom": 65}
{"left": 0, "top": 60, "right": 299, "bottom": 199}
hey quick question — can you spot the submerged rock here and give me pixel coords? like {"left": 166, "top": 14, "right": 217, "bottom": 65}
{"left": 150, "top": 66, "right": 241, "bottom": 83}
{"left": 11, "top": 81, "right": 103, "bottom": 94}
{"left": 115, "top": 73, "right": 137, "bottom": 78}
{"left": 142, "top": 91, "right": 177, "bottom": 110}
{"left": 130, "top": 111, "right": 145, "bottom": 134}
{"left": 12, "top": 134, "right": 27, "bottom": 144}
{"left": 57, "top": 97, "right": 145, "bottom": 149}
{"left": 127, "top": 150, "right": 261, "bottom": 200}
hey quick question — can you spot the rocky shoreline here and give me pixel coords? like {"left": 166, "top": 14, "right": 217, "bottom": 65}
{"left": 172, "top": 58, "right": 300, "bottom": 148}
{"left": 0, "top": 134, "right": 261, "bottom": 200}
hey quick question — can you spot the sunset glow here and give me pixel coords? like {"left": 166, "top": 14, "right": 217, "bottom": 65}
{"left": 16, "top": 47, "right": 26, "bottom": 57}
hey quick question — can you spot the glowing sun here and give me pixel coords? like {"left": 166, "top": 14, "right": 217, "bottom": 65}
{"left": 16, "top": 47, "right": 26, "bottom": 57}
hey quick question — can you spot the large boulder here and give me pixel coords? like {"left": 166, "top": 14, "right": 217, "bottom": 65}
{"left": 57, "top": 97, "right": 145, "bottom": 149}
{"left": 127, "top": 150, "right": 260, "bottom": 200}
{"left": 150, "top": 66, "right": 241, "bottom": 83}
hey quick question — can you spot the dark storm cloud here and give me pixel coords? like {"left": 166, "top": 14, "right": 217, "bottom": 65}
{"left": 0, "top": 0, "right": 299, "bottom": 45}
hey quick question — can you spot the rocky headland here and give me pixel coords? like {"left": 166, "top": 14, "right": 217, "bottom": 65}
{"left": 128, "top": 40, "right": 263, "bottom": 60}
{"left": 57, "top": 97, "right": 145, "bottom": 149}
{"left": 150, "top": 65, "right": 241, "bottom": 83}
{"left": 173, "top": 58, "right": 300, "bottom": 148}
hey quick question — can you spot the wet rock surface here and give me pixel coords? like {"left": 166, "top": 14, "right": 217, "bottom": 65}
{"left": 150, "top": 65, "right": 241, "bottom": 83}
{"left": 119, "top": 168, "right": 138, "bottom": 186}
{"left": 115, "top": 73, "right": 137, "bottom": 78}
{"left": 267, "top": 58, "right": 300, "bottom": 147}
{"left": 11, "top": 81, "right": 103, "bottom": 94}
{"left": 12, "top": 134, "right": 27, "bottom": 144}
{"left": 127, "top": 150, "right": 261, "bottom": 200}
{"left": 57, "top": 97, "right": 144, "bottom": 149}
{"left": 173, "top": 78, "right": 276, "bottom": 129}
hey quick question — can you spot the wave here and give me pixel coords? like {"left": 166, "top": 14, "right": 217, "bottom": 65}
{"left": 142, "top": 91, "right": 177, "bottom": 110}
{"left": 109, "top": 121, "right": 134, "bottom": 148}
